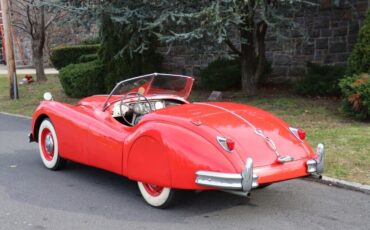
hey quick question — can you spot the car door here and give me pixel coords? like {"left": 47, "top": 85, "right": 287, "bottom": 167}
{"left": 86, "top": 109, "right": 129, "bottom": 175}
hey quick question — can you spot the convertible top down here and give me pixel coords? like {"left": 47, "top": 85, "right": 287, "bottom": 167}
{"left": 29, "top": 73, "right": 324, "bottom": 208}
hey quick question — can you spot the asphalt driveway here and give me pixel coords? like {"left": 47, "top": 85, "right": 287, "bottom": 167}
{"left": 0, "top": 113, "right": 369, "bottom": 230}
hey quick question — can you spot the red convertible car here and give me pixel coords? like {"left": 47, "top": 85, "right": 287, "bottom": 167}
{"left": 29, "top": 73, "right": 324, "bottom": 208}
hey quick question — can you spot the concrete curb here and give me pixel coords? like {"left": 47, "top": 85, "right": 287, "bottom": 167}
{"left": 0, "top": 112, "right": 32, "bottom": 119}
{"left": 304, "top": 176, "right": 370, "bottom": 195}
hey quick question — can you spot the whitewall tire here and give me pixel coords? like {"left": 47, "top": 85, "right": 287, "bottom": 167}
{"left": 137, "top": 182, "right": 178, "bottom": 208}
{"left": 38, "top": 119, "right": 66, "bottom": 170}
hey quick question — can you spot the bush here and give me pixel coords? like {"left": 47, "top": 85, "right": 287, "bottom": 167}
{"left": 80, "top": 37, "right": 101, "bottom": 45}
{"left": 79, "top": 53, "right": 98, "bottom": 63}
{"left": 198, "top": 58, "right": 241, "bottom": 91}
{"left": 59, "top": 60, "right": 105, "bottom": 98}
{"left": 50, "top": 45, "right": 100, "bottom": 70}
{"left": 295, "top": 62, "right": 346, "bottom": 97}
{"left": 339, "top": 73, "right": 370, "bottom": 120}
{"left": 347, "top": 10, "right": 370, "bottom": 74}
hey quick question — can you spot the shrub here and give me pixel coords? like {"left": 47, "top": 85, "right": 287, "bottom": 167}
{"left": 50, "top": 45, "right": 100, "bottom": 70}
{"left": 59, "top": 60, "right": 105, "bottom": 98}
{"left": 80, "top": 37, "right": 101, "bottom": 45}
{"left": 79, "top": 53, "right": 98, "bottom": 63}
{"left": 339, "top": 73, "right": 370, "bottom": 120}
{"left": 347, "top": 10, "right": 370, "bottom": 74}
{"left": 295, "top": 62, "right": 346, "bottom": 97}
{"left": 198, "top": 58, "right": 241, "bottom": 91}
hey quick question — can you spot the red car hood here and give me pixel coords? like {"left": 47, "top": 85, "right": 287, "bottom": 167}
{"left": 147, "top": 102, "right": 313, "bottom": 168}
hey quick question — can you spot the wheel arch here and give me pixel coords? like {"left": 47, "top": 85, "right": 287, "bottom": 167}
{"left": 33, "top": 114, "right": 50, "bottom": 142}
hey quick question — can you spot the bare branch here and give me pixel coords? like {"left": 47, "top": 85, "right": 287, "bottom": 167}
{"left": 45, "top": 11, "right": 66, "bottom": 29}
{"left": 26, "top": 5, "right": 35, "bottom": 38}
{"left": 12, "top": 24, "right": 30, "bottom": 34}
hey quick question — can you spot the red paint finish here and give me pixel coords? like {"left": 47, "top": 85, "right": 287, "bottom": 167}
{"left": 143, "top": 183, "right": 164, "bottom": 197}
{"left": 31, "top": 80, "right": 320, "bottom": 192}
{"left": 40, "top": 128, "right": 54, "bottom": 161}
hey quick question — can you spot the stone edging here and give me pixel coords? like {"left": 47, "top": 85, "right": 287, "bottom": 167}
{"left": 0, "top": 111, "right": 32, "bottom": 119}
{"left": 304, "top": 176, "right": 370, "bottom": 195}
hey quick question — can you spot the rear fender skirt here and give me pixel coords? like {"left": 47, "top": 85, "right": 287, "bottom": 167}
{"left": 124, "top": 122, "right": 237, "bottom": 190}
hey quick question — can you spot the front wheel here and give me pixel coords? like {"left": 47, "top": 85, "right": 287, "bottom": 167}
{"left": 137, "top": 182, "right": 179, "bottom": 208}
{"left": 38, "top": 119, "right": 66, "bottom": 170}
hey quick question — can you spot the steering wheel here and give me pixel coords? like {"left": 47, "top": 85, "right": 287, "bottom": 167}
{"left": 120, "top": 92, "right": 153, "bottom": 126}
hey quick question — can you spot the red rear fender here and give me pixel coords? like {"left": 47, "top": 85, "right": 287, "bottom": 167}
{"left": 125, "top": 122, "right": 238, "bottom": 190}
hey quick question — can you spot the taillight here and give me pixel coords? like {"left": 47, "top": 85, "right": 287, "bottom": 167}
{"left": 297, "top": 129, "right": 306, "bottom": 140}
{"left": 217, "top": 136, "right": 235, "bottom": 152}
{"left": 289, "top": 127, "right": 306, "bottom": 140}
{"left": 226, "top": 139, "right": 235, "bottom": 151}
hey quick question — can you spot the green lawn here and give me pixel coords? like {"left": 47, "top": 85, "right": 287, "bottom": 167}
{"left": 1, "top": 76, "right": 369, "bottom": 185}
{"left": 0, "top": 75, "right": 78, "bottom": 117}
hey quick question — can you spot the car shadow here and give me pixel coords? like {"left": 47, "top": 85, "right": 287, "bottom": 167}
{"left": 0, "top": 149, "right": 300, "bottom": 223}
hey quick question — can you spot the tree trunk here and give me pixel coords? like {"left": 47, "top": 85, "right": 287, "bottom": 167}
{"left": 239, "top": 19, "right": 268, "bottom": 95}
{"left": 241, "top": 56, "right": 258, "bottom": 95}
{"left": 33, "top": 6, "right": 47, "bottom": 82}
{"left": 32, "top": 40, "right": 46, "bottom": 81}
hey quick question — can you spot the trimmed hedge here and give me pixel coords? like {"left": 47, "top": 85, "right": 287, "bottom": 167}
{"left": 347, "top": 10, "right": 370, "bottom": 74}
{"left": 50, "top": 45, "right": 100, "bottom": 70}
{"left": 59, "top": 60, "right": 105, "bottom": 98}
{"left": 198, "top": 58, "right": 241, "bottom": 91}
{"left": 339, "top": 73, "right": 370, "bottom": 120}
{"left": 295, "top": 62, "right": 346, "bottom": 97}
{"left": 78, "top": 53, "right": 98, "bottom": 63}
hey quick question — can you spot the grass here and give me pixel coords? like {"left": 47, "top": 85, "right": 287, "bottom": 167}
{"left": 0, "top": 75, "right": 78, "bottom": 117}
{"left": 1, "top": 77, "right": 369, "bottom": 184}
{"left": 191, "top": 89, "right": 370, "bottom": 185}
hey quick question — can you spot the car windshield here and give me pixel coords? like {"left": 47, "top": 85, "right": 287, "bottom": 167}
{"left": 103, "top": 73, "right": 194, "bottom": 110}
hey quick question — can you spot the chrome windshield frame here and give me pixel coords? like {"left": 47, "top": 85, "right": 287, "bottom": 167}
{"left": 102, "top": 73, "right": 192, "bottom": 111}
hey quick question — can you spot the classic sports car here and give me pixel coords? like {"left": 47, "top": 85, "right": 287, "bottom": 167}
{"left": 29, "top": 73, "right": 324, "bottom": 208}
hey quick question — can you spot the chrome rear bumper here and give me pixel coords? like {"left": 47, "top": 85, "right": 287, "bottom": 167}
{"left": 195, "top": 143, "right": 325, "bottom": 195}
{"left": 306, "top": 143, "right": 325, "bottom": 175}
{"left": 195, "top": 157, "right": 258, "bottom": 194}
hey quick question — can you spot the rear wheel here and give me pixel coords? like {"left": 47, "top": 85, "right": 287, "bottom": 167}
{"left": 137, "top": 182, "right": 179, "bottom": 208}
{"left": 38, "top": 119, "right": 66, "bottom": 170}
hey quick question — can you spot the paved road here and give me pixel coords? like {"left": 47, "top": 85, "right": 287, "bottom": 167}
{"left": 0, "top": 113, "right": 369, "bottom": 230}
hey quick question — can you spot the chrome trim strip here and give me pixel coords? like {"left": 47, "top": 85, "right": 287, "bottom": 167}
{"left": 316, "top": 143, "right": 325, "bottom": 174}
{"left": 277, "top": 155, "right": 294, "bottom": 163}
{"left": 242, "top": 158, "right": 253, "bottom": 191}
{"left": 306, "top": 159, "right": 317, "bottom": 173}
{"left": 216, "top": 136, "right": 232, "bottom": 152}
{"left": 196, "top": 171, "right": 242, "bottom": 180}
{"left": 195, "top": 171, "right": 243, "bottom": 190}
{"left": 195, "top": 157, "right": 258, "bottom": 192}
{"left": 252, "top": 174, "right": 259, "bottom": 188}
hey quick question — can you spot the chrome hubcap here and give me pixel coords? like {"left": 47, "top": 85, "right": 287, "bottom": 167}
{"left": 45, "top": 134, "right": 54, "bottom": 153}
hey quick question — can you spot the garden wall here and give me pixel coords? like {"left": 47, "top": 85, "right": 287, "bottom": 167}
{"left": 162, "top": 0, "right": 370, "bottom": 80}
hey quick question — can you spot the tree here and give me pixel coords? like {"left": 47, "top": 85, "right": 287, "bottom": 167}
{"left": 85, "top": 0, "right": 321, "bottom": 95}
{"left": 10, "top": 0, "right": 65, "bottom": 81}
{"left": 53, "top": 0, "right": 333, "bottom": 94}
